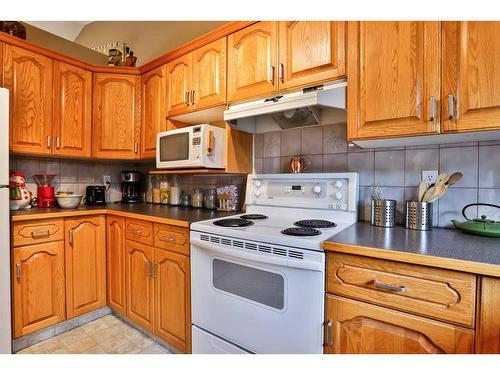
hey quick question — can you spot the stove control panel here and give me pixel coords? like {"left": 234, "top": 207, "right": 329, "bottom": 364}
{"left": 250, "top": 174, "right": 357, "bottom": 212}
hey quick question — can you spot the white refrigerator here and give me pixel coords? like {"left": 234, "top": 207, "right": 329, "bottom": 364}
{"left": 0, "top": 88, "right": 12, "bottom": 353}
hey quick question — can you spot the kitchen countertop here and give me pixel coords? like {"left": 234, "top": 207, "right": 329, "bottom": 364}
{"left": 323, "top": 222, "right": 500, "bottom": 277}
{"left": 10, "top": 203, "right": 239, "bottom": 227}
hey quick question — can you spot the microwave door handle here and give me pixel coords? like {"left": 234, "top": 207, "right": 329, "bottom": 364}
{"left": 191, "top": 237, "right": 323, "bottom": 272}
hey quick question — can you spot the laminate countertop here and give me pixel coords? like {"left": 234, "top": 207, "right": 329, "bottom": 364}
{"left": 323, "top": 222, "right": 500, "bottom": 277}
{"left": 10, "top": 203, "right": 239, "bottom": 227}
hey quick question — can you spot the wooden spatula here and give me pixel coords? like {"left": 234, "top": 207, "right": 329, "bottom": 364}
{"left": 427, "top": 183, "right": 448, "bottom": 202}
{"left": 418, "top": 180, "right": 428, "bottom": 202}
{"left": 445, "top": 172, "right": 463, "bottom": 187}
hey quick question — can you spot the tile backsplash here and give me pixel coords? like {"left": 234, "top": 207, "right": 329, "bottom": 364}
{"left": 254, "top": 123, "right": 500, "bottom": 227}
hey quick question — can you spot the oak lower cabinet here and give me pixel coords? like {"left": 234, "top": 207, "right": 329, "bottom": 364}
{"left": 92, "top": 73, "right": 141, "bottom": 159}
{"left": 125, "top": 240, "right": 155, "bottom": 332}
{"left": 155, "top": 248, "right": 191, "bottom": 353}
{"left": 347, "top": 21, "right": 440, "bottom": 140}
{"left": 476, "top": 277, "right": 500, "bottom": 353}
{"left": 325, "top": 295, "right": 474, "bottom": 354}
{"left": 11, "top": 241, "right": 66, "bottom": 338}
{"left": 106, "top": 216, "right": 127, "bottom": 316}
{"left": 65, "top": 216, "right": 107, "bottom": 319}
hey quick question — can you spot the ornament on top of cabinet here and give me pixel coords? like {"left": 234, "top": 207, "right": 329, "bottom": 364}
{"left": 9, "top": 170, "right": 33, "bottom": 210}
{"left": 0, "top": 21, "right": 26, "bottom": 40}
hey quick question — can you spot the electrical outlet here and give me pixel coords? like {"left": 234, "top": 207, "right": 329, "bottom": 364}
{"left": 422, "top": 170, "right": 438, "bottom": 186}
{"left": 103, "top": 175, "right": 111, "bottom": 186}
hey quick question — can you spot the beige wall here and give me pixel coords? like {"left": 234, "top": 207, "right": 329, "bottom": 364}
{"left": 20, "top": 22, "right": 108, "bottom": 65}
{"left": 74, "top": 21, "right": 227, "bottom": 66}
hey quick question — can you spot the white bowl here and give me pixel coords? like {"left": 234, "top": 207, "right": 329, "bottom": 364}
{"left": 55, "top": 195, "right": 83, "bottom": 209}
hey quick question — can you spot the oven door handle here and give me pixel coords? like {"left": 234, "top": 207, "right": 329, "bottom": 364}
{"left": 191, "top": 238, "right": 324, "bottom": 272}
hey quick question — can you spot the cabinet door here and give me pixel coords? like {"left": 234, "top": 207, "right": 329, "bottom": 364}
{"left": 347, "top": 21, "right": 440, "bottom": 140}
{"left": 324, "top": 295, "right": 474, "bottom": 354}
{"left": 3, "top": 45, "right": 53, "bottom": 155}
{"left": 92, "top": 73, "right": 141, "bottom": 159}
{"left": 278, "top": 21, "right": 346, "bottom": 91}
{"left": 106, "top": 216, "right": 126, "bottom": 316}
{"left": 12, "top": 241, "right": 65, "bottom": 338}
{"left": 227, "top": 21, "right": 278, "bottom": 103}
{"left": 65, "top": 216, "right": 106, "bottom": 319}
{"left": 53, "top": 61, "right": 92, "bottom": 158}
{"left": 141, "top": 65, "right": 166, "bottom": 159}
{"left": 192, "top": 37, "right": 227, "bottom": 111}
{"left": 443, "top": 22, "right": 500, "bottom": 132}
{"left": 155, "top": 248, "right": 191, "bottom": 353}
{"left": 126, "top": 240, "right": 154, "bottom": 332}
{"left": 476, "top": 277, "right": 500, "bottom": 353}
{"left": 166, "top": 54, "right": 192, "bottom": 116}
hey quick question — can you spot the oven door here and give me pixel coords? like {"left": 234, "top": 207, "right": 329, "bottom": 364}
{"left": 156, "top": 129, "right": 197, "bottom": 169}
{"left": 190, "top": 235, "right": 325, "bottom": 354}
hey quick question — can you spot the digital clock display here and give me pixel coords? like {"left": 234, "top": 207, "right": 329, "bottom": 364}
{"left": 291, "top": 185, "right": 302, "bottom": 191}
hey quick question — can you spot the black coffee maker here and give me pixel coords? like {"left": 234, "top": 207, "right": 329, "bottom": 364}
{"left": 121, "top": 171, "right": 142, "bottom": 203}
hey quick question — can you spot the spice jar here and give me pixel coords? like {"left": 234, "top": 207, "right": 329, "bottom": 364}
{"left": 191, "top": 189, "right": 204, "bottom": 208}
{"left": 180, "top": 191, "right": 191, "bottom": 207}
{"left": 204, "top": 188, "right": 217, "bottom": 210}
{"left": 145, "top": 175, "right": 153, "bottom": 204}
{"left": 152, "top": 176, "right": 161, "bottom": 204}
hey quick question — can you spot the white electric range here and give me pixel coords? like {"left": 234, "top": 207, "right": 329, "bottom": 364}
{"left": 190, "top": 173, "right": 359, "bottom": 354}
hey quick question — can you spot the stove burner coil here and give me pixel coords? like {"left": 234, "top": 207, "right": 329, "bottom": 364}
{"left": 213, "top": 218, "right": 255, "bottom": 227}
{"left": 240, "top": 214, "right": 268, "bottom": 220}
{"left": 281, "top": 227, "right": 321, "bottom": 236}
{"left": 294, "top": 219, "right": 336, "bottom": 228}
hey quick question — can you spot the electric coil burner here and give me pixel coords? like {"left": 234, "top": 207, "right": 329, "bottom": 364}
{"left": 281, "top": 227, "right": 322, "bottom": 236}
{"left": 294, "top": 219, "right": 337, "bottom": 228}
{"left": 213, "top": 218, "right": 254, "bottom": 227}
{"left": 240, "top": 214, "right": 268, "bottom": 220}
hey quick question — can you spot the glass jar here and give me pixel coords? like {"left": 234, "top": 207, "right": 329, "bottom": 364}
{"left": 191, "top": 189, "right": 204, "bottom": 208}
{"left": 145, "top": 175, "right": 153, "bottom": 204}
{"left": 180, "top": 191, "right": 191, "bottom": 207}
{"left": 204, "top": 188, "right": 217, "bottom": 210}
{"left": 169, "top": 175, "right": 181, "bottom": 205}
{"left": 152, "top": 176, "right": 161, "bottom": 204}
{"left": 160, "top": 176, "right": 170, "bottom": 205}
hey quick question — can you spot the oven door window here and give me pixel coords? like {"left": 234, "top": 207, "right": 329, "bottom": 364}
{"left": 159, "top": 133, "right": 189, "bottom": 162}
{"left": 212, "top": 258, "right": 285, "bottom": 310}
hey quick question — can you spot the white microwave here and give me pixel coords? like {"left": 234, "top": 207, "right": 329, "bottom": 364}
{"left": 156, "top": 124, "right": 226, "bottom": 169}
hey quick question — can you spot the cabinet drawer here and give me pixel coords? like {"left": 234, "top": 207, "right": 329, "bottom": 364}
{"left": 126, "top": 219, "right": 153, "bottom": 246}
{"left": 327, "top": 253, "right": 476, "bottom": 327}
{"left": 154, "top": 224, "right": 189, "bottom": 255}
{"left": 12, "top": 219, "right": 64, "bottom": 247}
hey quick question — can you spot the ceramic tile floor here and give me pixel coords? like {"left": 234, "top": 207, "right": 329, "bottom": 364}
{"left": 16, "top": 315, "right": 171, "bottom": 354}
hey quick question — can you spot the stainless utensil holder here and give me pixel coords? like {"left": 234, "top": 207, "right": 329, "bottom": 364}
{"left": 371, "top": 199, "right": 396, "bottom": 227}
{"left": 405, "top": 201, "right": 433, "bottom": 231}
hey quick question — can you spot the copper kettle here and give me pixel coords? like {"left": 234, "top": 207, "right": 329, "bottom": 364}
{"left": 289, "top": 156, "right": 311, "bottom": 173}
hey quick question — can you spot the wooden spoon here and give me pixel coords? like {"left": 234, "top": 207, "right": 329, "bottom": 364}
{"left": 422, "top": 186, "right": 436, "bottom": 202}
{"left": 445, "top": 172, "right": 463, "bottom": 187}
{"left": 427, "top": 183, "right": 448, "bottom": 203}
{"left": 418, "top": 180, "right": 428, "bottom": 202}
{"left": 436, "top": 173, "right": 449, "bottom": 185}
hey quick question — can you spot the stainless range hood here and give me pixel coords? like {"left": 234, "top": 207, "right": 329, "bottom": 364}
{"left": 224, "top": 80, "right": 347, "bottom": 133}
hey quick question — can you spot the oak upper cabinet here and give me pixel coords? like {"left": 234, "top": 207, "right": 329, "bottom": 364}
{"left": 227, "top": 21, "right": 278, "bottom": 103}
{"left": 278, "top": 21, "right": 346, "bottom": 91}
{"left": 65, "top": 216, "right": 106, "bottom": 319}
{"left": 106, "top": 216, "right": 127, "bottom": 316}
{"left": 11, "top": 241, "right": 66, "bottom": 338}
{"left": 347, "top": 22, "right": 441, "bottom": 140}
{"left": 325, "top": 295, "right": 474, "bottom": 354}
{"left": 53, "top": 61, "right": 92, "bottom": 158}
{"left": 3, "top": 44, "right": 53, "bottom": 155}
{"left": 92, "top": 73, "right": 141, "bottom": 159}
{"left": 141, "top": 65, "right": 166, "bottom": 159}
{"left": 126, "top": 240, "right": 155, "bottom": 332}
{"left": 442, "top": 22, "right": 500, "bottom": 133}
{"left": 155, "top": 248, "right": 191, "bottom": 353}
{"left": 192, "top": 37, "right": 227, "bottom": 111}
{"left": 476, "top": 277, "right": 500, "bottom": 353}
{"left": 166, "top": 54, "right": 192, "bottom": 116}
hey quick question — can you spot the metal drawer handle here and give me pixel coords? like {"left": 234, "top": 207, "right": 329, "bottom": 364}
{"left": 56, "top": 136, "right": 61, "bottom": 149}
{"left": 16, "top": 263, "right": 21, "bottom": 280}
{"left": 279, "top": 63, "right": 284, "bottom": 83}
{"left": 68, "top": 229, "right": 73, "bottom": 246}
{"left": 373, "top": 280, "right": 406, "bottom": 293}
{"left": 132, "top": 229, "right": 142, "bottom": 235}
{"left": 191, "top": 89, "right": 195, "bottom": 105}
{"left": 47, "top": 135, "right": 51, "bottom": 149}
{"left": 161, "top": 236, "right": 176, "bottom": 242}
{"left": 269, "top": 66, "right": 276, "bottom": 86}
{"left": 326, "top": 320, "right": 333, "bottom": 347}
{"left": 31, "top": 229, "right": 50, "bottom": 238}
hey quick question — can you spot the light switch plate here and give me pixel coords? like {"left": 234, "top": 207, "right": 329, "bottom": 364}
{"left": 422, "top": 170, "right": 438, "bottom": 186}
